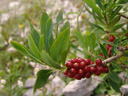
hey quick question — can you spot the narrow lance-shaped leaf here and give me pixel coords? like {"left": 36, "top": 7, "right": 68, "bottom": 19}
{"left": 28, "top": 35, "right": 41, "bottom": 59}
{"left": 84, "top": 0, "right": 103, "bottom": 18}
{"left": 50, "top": 28, "right": 70, "bottom": 63}
{"left": 74, "top": 30, "right": 85, "bottom": 49}
{"left": 39, "top": 35, "right": 44, "bottom": 52}
{"left": 41, "top": 12, "right": 49, "bottom": 35}
{"left": 99, "top": 43, "right": 108, "bottom": 57}
{"left": 109, "top": 79, "right": 121, "bottom": 93}
{"left": 34, "top": 69, "right": 52, "bottom": 93}
{"left": 41, "top": 50, "right": 61, "bottom": 69}
{"left": 29, "top": 22, "right": 40, "bottom": 48}
{"left": 60, "top": 21, "right": 70, "bottom": 32}
{"left": 56, "top": 10, "right": 63, "bottom": 24}
{"left": 10, "top": 41, "right": 28, "bottom": 55}
{"left": 45, "top": 18, "right": 53, "bottom": 53}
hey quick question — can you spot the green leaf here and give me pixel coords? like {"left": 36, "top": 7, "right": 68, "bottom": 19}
{"left": 88, "top": 33, "right": 96, "bottom": 50}
{"left": 44, "top": 18, "right": 53, "bottom": 53}
{"left": 109, "top": 16, "right": 120, "bottom": 27}
{"left": 109, "top": 70, "right": 121, "bottom": 84}
{"left": 96, "top": 0, "right": 102, "bottom": 9}
{"left": 34, "top": 69, "right": 52, "bottom": 93}
{"left": 110, "top": 6, "right": 122, "bottom": 21}
{"left": 10, "top": 41, "right": 27, "bottom": 55}
{"left": 88, "top": 22, "right": 104, "bottom": 31}
{"left": 60, "top": 21, "right": 70, "bottom": 32}
{"left": 84, "top": 0, "right": 103, "bottom": 18}
{"left": 99, "top": 43, "right": 108, "bottom": 57}
{"left": 28, "top": 35, "right": 41, "bottom": 59}
{"left": 112, "top": 23, "right": 125, "bottom": 32}
{"left": 41, "top": 12, "right": 49, "bottom": 35}
{"left": 41, "top": 50, "right": 61, "bottom": 69}
{"left": 74, "top": 30, "right": 85, "bottom": 49}
{"left": 39, "top": 35, "right": 44, "bottom": 52}
{"left": 29, "top": 22, "right": 40, "bottom": 48}
{"left": 56, "top": 10, "right": 63, "bottom": 24}
{"left": 50, "top": 28, "right": 70, "bottom": 63}
{"left": 25, "top": 48, "right": 42, "bottom": 63}
{"left": 109, "top": 79, "right": 121, "bottom": 93}
{"left": 102, "top": 40, "right": 116, "bottom": 46}
{"left": 111, "top": 61, "right": 121, "bottom": 69}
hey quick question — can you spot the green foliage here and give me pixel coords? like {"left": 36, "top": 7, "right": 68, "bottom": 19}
{"left": 34, "top": 69, "right": 52, "bottom": 92}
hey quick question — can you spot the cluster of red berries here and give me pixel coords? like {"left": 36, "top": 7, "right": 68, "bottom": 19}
{"left": 127, "top": 33, "right": 128, "bottom": 38}
{"left": 64, "top": 57, "right": 109, "bottom": 80}
{"left": 106, "top": 35, "right": 115, "bottom": 57}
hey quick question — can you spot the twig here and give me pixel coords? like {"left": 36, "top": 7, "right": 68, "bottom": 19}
{"left": 118, "top": 13, "right": 128, "bottom": 19}
{"left": 121, "top": 65, "right": 128, "bottom": 68}
{"left": 89, "top": 46, "right": 128, "bottom": 67}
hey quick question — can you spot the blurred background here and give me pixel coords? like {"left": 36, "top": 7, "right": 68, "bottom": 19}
{"left": 0, "top": 0, "right": 90, "bottom": 96}
{"left": 0, "top": 0, "right": 128, "bottom": 96}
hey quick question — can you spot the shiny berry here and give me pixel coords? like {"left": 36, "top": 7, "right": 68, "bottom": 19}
{"left": 79, "top": 61, "right": 86, "bottom": 68}
{"left": 67, "top": 72, "right": 74, "bottom": 78}
{"left": 84, "top": 59, "right": 91, "bottom": 65}
{"left": 95, "top": 71, "right": 101, "bottom": 76}
{"left": 84, "top": 66, "right": 91, "bottom": 73}
{"left": 70, "top": 68, "right": 77, "bottom": 75}
{"left": 97, "top": 66, "right": 103, "bottom": 73}
{"left": 104, "top": 67, "right": 109, "bottom": 73}
{"left": 73, "top": 63, "right": 79, "bottom": 69}
{"left": 96, "top": 58, "right": 102, "bottom": 66}
{"left": 90, "top": 67, "right": 96, "bottom": 73}
{"left": 108, "top": 35, "right": 115, "bottom": 42}
{"left": 99, "top": 54, "right": 106, "bottom": 58}
{"left": 65, "top": 62, "right": 73, "bottom": 68}
{"left": 78, "top": 69, "right": 84, "bottom": 77}
{"left": 74, "top": 74, "right": 81, "bottom": 80}
{"left": 64, "top": 70, "right": 68, "bottom": 75}
{"left": 85, "top": 73, "right": 91, "bottom": 78}
{"left": 106, "top": 44, "right": 112, "bottom": 51}
{"left": 90, "top": 61, "right": 94, "bottom": 64}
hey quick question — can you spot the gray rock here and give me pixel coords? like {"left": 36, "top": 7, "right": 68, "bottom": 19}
{"left": 25, "top": 78, "right": 36, "bottom": 88}
{"left": 23, "top": 88, "right": 42, "bottom": 96}
{"left": 62, "top": 76, "right": 102, "bottom": 96}
{"left": 120, "top": 85, "right": 128, "bottom": 95}
{"left": 46, "top": 76, "right": 65, "bottom": 96}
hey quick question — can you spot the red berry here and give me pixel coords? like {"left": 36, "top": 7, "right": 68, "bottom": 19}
{"left": 90, "top": 61, "right": 94, "bottom": 64}
{"left": 106, "top": 44, "right": 112, "bottom": 51}
{"left": 108, "top": 35, "right": 115, "bottom": 42}
{"left": 95, "top": 71, "right": 101, "bottom": 76}
{"left": 96, "top": 66, "right": 103, "bottom": 73}
{"left": 70, "top": 68, "right": 77, "bottom": 75}
{"left": 127, "top": 33, "right": 128, "bottom": 38}
{"left": 64, "top": 70, "right": 68, "bottom": 75}
{"left": 104, "top": 67, "right": 109, "bottom": 73}
{"left": 74, "top": 74, "right": 81, "bottom": 80}
{"left": 73, "top": 63, "right": 79, "bottom": 69}
{"left": 90, "top": 67, "right": 96, "bottom": 73}
{"left": 75, "top": 58, "right": 83, "bottom": 63}
{"left": 84, "top": 59, "right": 91, "bottom": 65}
{"left": 99, "top": 54, "right": 106, "bottom": 58}
{"left": 65, "top": 62, "right": 73, "bottom": 68}
{"left": 84, "top": 66, "right": 91, "bottom": 73}
{"left": 67, "top": 72, "right": 74, "bottom": 78}
{"left": 79, "top": 61, "right": 86, "bottom": 68}
{"left": 96, "top": 58, "right": 102, "bottom": 66}
{"left": 84, "top": 73, "right": 91, "bottom": 78}
{"left": 78, "top": 69, "right": 84, "bottom": 77}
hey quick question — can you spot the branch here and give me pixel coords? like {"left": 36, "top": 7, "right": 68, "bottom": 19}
{"left": 89, "top": 46, "right": 128, "bottom": 67}
{"left": 118, "top": 13, "right": 128, "bottom": 19}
